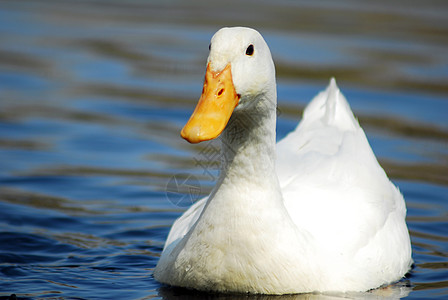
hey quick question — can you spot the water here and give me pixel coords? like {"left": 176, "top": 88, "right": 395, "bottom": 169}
{"left": 0, "top": 0, "right": 447, "bottom": 299}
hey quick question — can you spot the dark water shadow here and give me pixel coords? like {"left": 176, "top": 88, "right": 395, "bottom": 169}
{"left": 157, "top": 281, "right": 412, "bottom": 300}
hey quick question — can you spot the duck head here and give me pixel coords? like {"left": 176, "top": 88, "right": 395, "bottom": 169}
{"left": 181, "top": 27, "right": 276, "bottom": 144}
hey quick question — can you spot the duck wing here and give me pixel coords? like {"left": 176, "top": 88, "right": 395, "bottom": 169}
{"left": 276, "top": 79, "right": 411, "bottom": 280}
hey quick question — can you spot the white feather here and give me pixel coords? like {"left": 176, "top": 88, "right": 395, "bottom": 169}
{"left": 154, "top": 27, "right": 412, "bottom": 294}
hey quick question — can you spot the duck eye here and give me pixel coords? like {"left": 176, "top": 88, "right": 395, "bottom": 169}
{"left": 245, "top": 44, "right": 254, "bottom": 56}
{"left": 209, "top": 43, "right": 211, "bottom": 51}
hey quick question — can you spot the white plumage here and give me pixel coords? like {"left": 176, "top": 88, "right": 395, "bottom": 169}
{"left": 154, "top": 27, "right": 412, "bottom": 294}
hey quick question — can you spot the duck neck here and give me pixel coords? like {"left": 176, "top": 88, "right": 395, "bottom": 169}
{"left": 218, "top": 93, "right": 278, "bottom": 188}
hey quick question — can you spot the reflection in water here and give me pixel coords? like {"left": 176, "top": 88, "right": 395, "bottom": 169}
{"left": 158, "top": 282, "right": 411, "bottom": 300}
{"left": 0, "top": 0, "right": 447, "bottom": 299}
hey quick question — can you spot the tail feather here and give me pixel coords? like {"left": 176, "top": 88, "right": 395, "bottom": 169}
{"left": 303, "top": 78, "right": 359, "bottom": 131}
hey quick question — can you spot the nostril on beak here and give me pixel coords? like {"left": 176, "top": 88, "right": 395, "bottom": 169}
{"left": 217, "top": 88, "right": 224, "bottom": 97}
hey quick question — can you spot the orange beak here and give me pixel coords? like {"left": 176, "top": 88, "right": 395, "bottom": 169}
{"left": 181, "top": 63, "right": 240, "bottom": 143}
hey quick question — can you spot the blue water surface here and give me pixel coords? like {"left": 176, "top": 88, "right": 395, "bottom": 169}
{"left": 0, "top": 0, "right": 447, "bottom": 299}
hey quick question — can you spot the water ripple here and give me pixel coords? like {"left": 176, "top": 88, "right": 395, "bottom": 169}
{"left": 1, "top": 0, "right": 447, "bottom": 299}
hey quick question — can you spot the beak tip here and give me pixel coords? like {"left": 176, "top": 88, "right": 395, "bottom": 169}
{"left": 181, "top": 126, "right": 201, "bottom": 144}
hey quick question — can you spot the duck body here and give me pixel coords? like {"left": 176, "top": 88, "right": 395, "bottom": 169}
{"left": 154, "top": 27, "right": 412, "bottom": 294}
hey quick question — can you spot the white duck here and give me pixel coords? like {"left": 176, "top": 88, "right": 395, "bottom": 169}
{"left": 154, "top": 27, "right": 412, "bottom": 294}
